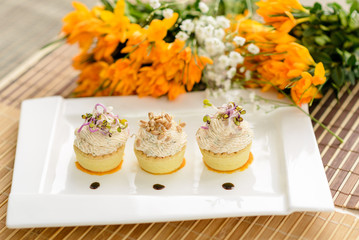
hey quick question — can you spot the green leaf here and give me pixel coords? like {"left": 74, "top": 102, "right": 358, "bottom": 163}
{"left": 313, "top": 52, "right": 332, "bottom": 64}
{"left": 331, "top": 32, "right": 346, "bottom": 46}
{"left": 344, "top": 41, "right": 354, "bottom": 49}
{"left": 348, "top": 55, "right": 357, "bottom": 66}
{"left": 349, "top": 10, "right": 359, "bottom": 29}
{"left": 328, "top": 3, "right": 343, "bottom": 12}
{"left": 314, "top": 35, "right": 330, "bottom": 46}
{"left": 302, "top": 36, "right": 315, "bottom": 47}
{"left": 354, "top": 67, "right": 359, "bottom": 78}
{"left": 331, "top": 66, "right": 345, "bottom": 87}
{"left": 339, "top": 10, "right": 348, "bottom": 27}
{"left": 101, "top": 0, "right": 114, "bottom": 11}
{"left": 348, "top": 70, "right": 356, "bottom": 84}
{"left": 303, "top": 27, "right": 317, "bottom": 37}
{"left": 350, "top": 1, "right": 359, "bottom": 14}
{"left": 311, "top": 2, "right": 322, "bottom": 13}
{"left": 319, "top": 25, "right": 330, "bottom": 31}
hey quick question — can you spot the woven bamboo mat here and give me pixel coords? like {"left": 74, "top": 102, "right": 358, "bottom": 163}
{"left": 0, "top": 0, "right": 96, "bottom": 79}
{"left": 1, "top": 44, "right": 359, "bottom": 238}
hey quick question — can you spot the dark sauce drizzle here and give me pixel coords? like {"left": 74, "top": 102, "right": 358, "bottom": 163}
{"left": 90, "top": 182, "right": 100, "bottom": 189}
{"left": 153, "top": 184, "right": 165, "bottom": 190}
{"left": 222, "top": 182, "right": 234, "bottom": 190}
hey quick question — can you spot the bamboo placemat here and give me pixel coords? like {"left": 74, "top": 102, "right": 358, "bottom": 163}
{"left": 0, "top": 0, "right": 96, "bottom": 79}
{"left": 310, "top": 83, "right": 359, "bottom": 209}
{"left": 1, "top": 44, "right": 359, "bottom": 238}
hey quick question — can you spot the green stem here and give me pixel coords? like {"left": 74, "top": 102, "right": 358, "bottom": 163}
{"left": 253, "top": 79, "right": 344, "bottom": 143}
{"left": 245, "top": 0, "right": 253, "bottom": 18}
{"left": 296, "top": 104, "right": 344, "bottom": 143}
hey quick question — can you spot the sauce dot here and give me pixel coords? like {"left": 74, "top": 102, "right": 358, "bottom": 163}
{"left": 222, "top": 182, "right": 234, "bottom": 190}
{"left": 153, "top": 184, "right": 165, "bottom": 190}
{"left": 90, "top": 182, "right": 100, "bottom": 189}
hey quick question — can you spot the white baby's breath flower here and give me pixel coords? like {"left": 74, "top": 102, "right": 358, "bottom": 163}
{"left": 225, "top": 42, "right": 235, "bottom": 51}
{"left": 200, "top": 16, "right": 216, "bottom": 26}
{"left": 226, "top": 67, "right": 237, "bottom": 79}
{"left": 213, "top": 39, "right": 225, "bottom": 55}
{"left": 149, "top": 0, "right": 161, "bottom": 9}
{"left": 214, "top": 77, "right": 223, "bottom": 86}
{"left": 233, "top": 36, "right": 246, "bottom": 46}
{"left": 229, "top": 51, "right": 244, "bottom": 65}
{"left": 245, "top": 70, "right": 252, "bottom": 80}
{"left": 197, "top": 47, "right": 208, "bottom": 57}
{"left": 216, "top": 16, "right": 230, "bottom": 29}
{"left": 205, "top": 37, "right": 224, "bottom": 56}
{"left": 214, "top": 28, "right": 225, "bottom": 40}
{"left": 247, "top": 43, "right": 260, "bottom": 54}
{"left": 162, "top": 8, "right": 173, "bottom": 19}
{"left": 180, "top": 19, "right": 195, "bottom": 34}
{"left": 218, "top": 55, "right": 230, "bottom": 69}
{"left": 205, "top": 47, "right": 216, "bottom": 56}
{"left": 203, "top": 25, "right": 214, "bottom": 38}
{"left": 199, "top": 2, "right": 209, "bottom": 13}
{"left": 176, "top": 31, "right": 189, "bottom": 41}
{"left": 239, "top": 66, "right": 246, "bottom": 73}
{"left": 206, "top": 70, "right": 217, "bottom": 80}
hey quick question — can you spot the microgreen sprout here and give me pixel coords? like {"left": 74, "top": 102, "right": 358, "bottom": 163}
{"left": 201, "top": 100, "right": 247, "bottom": 130}
{"left": 203, "top": 99, "right": 212, "bottom": 107}
{"left": 78, "top": 103, "right": 128, "bottom": 137}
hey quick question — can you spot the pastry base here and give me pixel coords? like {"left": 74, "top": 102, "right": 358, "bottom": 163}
{"left": 134, "top": 146, "right": 186, "bottom": 174}
{"left": 74, "top": 144, "right": 125, "bottom": 173}
{"left": 75, "top": 160, "right": 123, "bottom": 176}
{"left": 200, "top": 143, "right": 252, "bottom": 172}
{"left": 204, "top": 152, "right": 253, "bottom": 174}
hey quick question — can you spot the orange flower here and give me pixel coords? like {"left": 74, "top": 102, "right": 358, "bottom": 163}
{"left": 62, "top": 2, "right": 103, "bottom": 51}
{"left": 65, "top": 1, "right": 207, "bottom": 101}
{"left": 92, "top": 0, "right": 136, "bottom": 61}
{"left": 72, "top": 51, "right": 94, "bottom": 70}
{"left": 256, "top": 0, "right": 307, "bottom": 32}
{"left": 73, "top": 61, "right": 109, "bottom": 97}
{"left": 147, "top": 13, "right": 178, "bottom": 42}
{"left": 312, "top": 62, "right": 326, "bottom": 85}
{"left": 290, "top": 62, "right": 326, "bottom": 105}
{"left": 168, "top": 82, "right": 186, "bottom": 101}
{"left": 105, "top": 59, "right": 138, "bottom": 96}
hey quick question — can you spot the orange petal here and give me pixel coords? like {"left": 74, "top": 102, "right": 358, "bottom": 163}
{"left": 163, "top": 12, "right": 179, "bottom": 30}
{"left": 314, "top": 62, "right": 325, "bottom": 78}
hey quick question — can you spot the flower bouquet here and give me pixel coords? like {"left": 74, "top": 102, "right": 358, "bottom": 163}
{"left": 59, "top": 0, "right": 359, "bottom": 142}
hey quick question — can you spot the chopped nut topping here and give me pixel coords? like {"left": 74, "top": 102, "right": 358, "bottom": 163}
{"left": 148, "top": 112, "right": 154, "bottom": 119}
{"left": 165, "top": 113, "right": 172, "bottom": 122}
{"left": 157, "top": 134, "right": 165, "bottom": 140}
{"left": 179, "top": 122, "right": 186, "bottom": 128}
{"left": 176, "top": 126, "right": 182, "bottom": 133}
{"left": 149, "top": 120, "right": 155, "bottom": 127}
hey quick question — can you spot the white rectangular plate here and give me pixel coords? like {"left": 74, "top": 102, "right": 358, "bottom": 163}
{"left": 7, "top": 90, "right": 334, "bottom": 228}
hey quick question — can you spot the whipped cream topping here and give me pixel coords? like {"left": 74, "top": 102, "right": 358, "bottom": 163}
{"left": 134, "top": 113, "right": 187, "bottom": 157}
{"left": 74, "top": 127, "right": 129, "bottom": 156}
{"left": 74, "top": 104, "right": 129, "bottom": 156}
{"left": 196, "top": 118, "right": 253, "bottom": 154}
